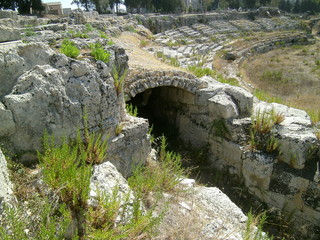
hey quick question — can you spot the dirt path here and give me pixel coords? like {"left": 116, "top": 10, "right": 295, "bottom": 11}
{"left": 112, "top": 32, "right": 182, "bottom": 71}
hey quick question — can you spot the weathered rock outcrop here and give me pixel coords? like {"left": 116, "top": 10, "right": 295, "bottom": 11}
{"left": 0, "top": 41, "right": 148, "bottom": 176}
{"left": 0, "top": 149, "right": 13, "bottom": 210}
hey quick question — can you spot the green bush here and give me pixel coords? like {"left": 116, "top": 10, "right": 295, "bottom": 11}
{"left": 67, "top": 30, "right": 89, "bottom": 38}
{"left": 90, "top": 43, "right": 110, "bottom": 63}
{"left": 38, "top": 132, "right": 92, "bottom": 211}
{"left": 60, "top": 39, "right": 80, "bottom": 59}
{"left": 128, "top": 136, "right": 185, "bottom": 201}
{"left": 0, "top": 197, "right": 72, "bottom": 240}
{"left": 87, "top": 187, "right": 163, "bottom": 239}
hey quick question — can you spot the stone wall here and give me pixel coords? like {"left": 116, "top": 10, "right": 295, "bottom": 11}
{"left": 125, "top": 72, "right": 319, "bottom": 238}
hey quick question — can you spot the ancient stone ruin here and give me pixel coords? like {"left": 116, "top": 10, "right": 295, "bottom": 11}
{"left": 0, "top": 8, "right": 319, "bottom": 239}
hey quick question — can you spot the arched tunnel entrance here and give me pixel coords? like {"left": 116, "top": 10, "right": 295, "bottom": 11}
{"left": 126, "top": 86, "right": 190, "bottom": 142}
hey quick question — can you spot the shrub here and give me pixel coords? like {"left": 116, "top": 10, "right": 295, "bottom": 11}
{"left": 124, "top": 26, "right": 137, "bottom": 32}
{"left": 128, "top": 136, "right": 185, "bottom": 201}
{"left": 156, "top": 51, "right": 166, "bottom": 61}
{"left": 24, "top": 27, "right": 36, "bottom": 37}
{"left": 89, "top": 43, "right": 110, "bottom": 63}
{"left": 188, "top": 65, "right": 215, "bottom": 78}
{"left": 87, "top": 187, "right": 163, "bottom": 239}
{"left": 0, "top": 198, "right": 72, "bottom": 240}
{"left": 38, "top": 132, "right": 92, "bottom": 211}
{"left": 60, "top": 39, "right": 80, "bottom": 59}
{"left": 68, "top": 30, "right": 89, "bottom": 38}
{"left": 187, "top": 66, "right": 239, "bottom": 86}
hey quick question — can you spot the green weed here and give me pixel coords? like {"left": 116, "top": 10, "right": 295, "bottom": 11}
{"left": 243, "top": 210, "right": 273, "bottom": 240}
{"left": 249, "top": 109, "right": 283, "bottom": 154}
{"left": 139, "top": 39, "right": 149, "bottom": 48}
{"left": 169, "top": 57, "right": 180, "bottom": 67}
{"left": 0, "top": 198, "right": 72, "bottom": 240}
{"left": 128, "top": 136, "right": 185, "bottom": 201}
{"left": 112, "top": 67, "right": 128, "bottom": 96}
{"left": 126, "top": 103, "right": 138, "bottom": 117}
{"left": 209, "top": 119, "right": 229, "bottom": 138}
{"left": 124, "top": 26, "right": 137, "bottom": 32}
{"left": 60, "top": 39, "right": 80, "bottom": 59}
{"left": 89, "top": 43, "right": 110, "bottom": 63}
{"left": 85, "top": 23, "right": 94, "bottom": 32}
{"left": 253, "top": 89, "right": 284, "bottom": 104}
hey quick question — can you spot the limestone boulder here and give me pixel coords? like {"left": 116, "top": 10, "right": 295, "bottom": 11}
{"left": 208, "top": 92, "right": 239, "bottom": 119}
{"left": 0, "top": 42, "right": 54, "bottom": 99}
{"left": 89, "top": 161, "right": 134, "bottom": 207}
{"left": 0, "top": 149, "right": 13, "bottom": 210}
{"left": 0, "top": 26, "right": 20, "bottom": 43}
{"left": 108, "top": 116, "right": 151, "bottom": 178}
{"left": 159, "top": 185, "right": 248, "bottom": 240}
{"left": 0, "top": 103, "right": 15, "bottom": 137}
{"left": 194, "top": 186, "right": 247, "bottom": 240}
{"left": 2, "top": 54, "right": 119, "bottom": 162}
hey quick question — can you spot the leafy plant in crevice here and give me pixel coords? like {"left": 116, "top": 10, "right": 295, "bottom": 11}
{"left": 60, "top": 39, "right": 80, "bottom": 59}
{"left": 23, "top": 27, "right": 37, "bottom": 37}
{"left": 87, "top": 185, "right": 164, "bottom": 239}
{"left": 89, "top": 43, "right": 111, "bottom": 63}
{"left": 209, "top": 119, "right": 230, "bottom": 139}
{"left": 128, "top": 136, "right": 186, "bottom": 202}
{"left": 243, "top": 210, "right": 274, "bottom": 240}
{"left": 82, "top": 112, "right": 109, "bottom": 164}
{"left": 68, "top": 30, "right": 89, "bottom": 39}
{"left": 112, "top": 67, "right": 128, "bottom": 96}
{"left": 126, "top": 103, "right": 138, "bottom": 117}
{"left": 115, "top": 123, "right": 124, "bottom": 136}
{"left": 249, "top": 109, "right": 284, "bottom": 154}
{"left": 139, "top": 39, "right": 149, "bottom": 48}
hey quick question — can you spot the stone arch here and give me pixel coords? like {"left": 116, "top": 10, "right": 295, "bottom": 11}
{"left": 124, "top": 70, "right": 208, "bottom": 99}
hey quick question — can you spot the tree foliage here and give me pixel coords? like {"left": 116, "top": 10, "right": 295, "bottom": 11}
{"left": 0, "top": 0, "right": 44, "bottom": 14}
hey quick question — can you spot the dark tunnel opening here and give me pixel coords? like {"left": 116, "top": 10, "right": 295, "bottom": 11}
{"left": 126, "top": 87, "right": 182, "bottom": 143}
